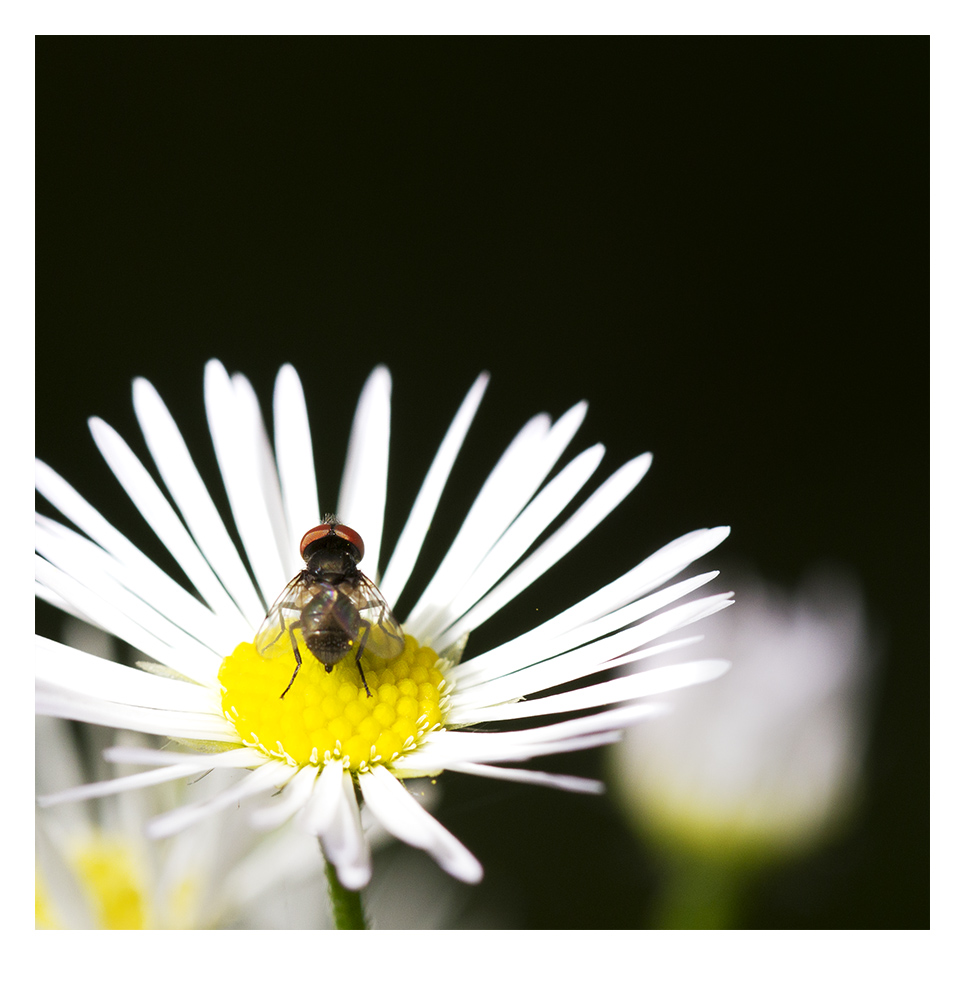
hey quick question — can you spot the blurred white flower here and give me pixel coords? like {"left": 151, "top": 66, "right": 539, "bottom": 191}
{"left": 36, "top": 713, "right": 334, "bottom": 929}
{"left": 609, "top": 568, "right": 874, "bottom": 861}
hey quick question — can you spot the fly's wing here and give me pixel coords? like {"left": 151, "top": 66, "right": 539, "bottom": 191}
{"left": 255, "top": 571, "right": 315, "bottom": 659}
{"left": 347, "top": 574, "right": 406, "bottom": 661}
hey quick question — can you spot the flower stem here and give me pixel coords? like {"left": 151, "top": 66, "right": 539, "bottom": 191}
{"left": 325, "top": 861, "right": 369, "bottom": 929}
{"left": 650, "top": 852, "right": 749, "bottom": 929}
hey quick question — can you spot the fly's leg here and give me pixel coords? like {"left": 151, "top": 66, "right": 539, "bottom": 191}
{"left": 261, "top": 601, "right": 300, "bottom": 655}
{"left": 279, "top": 619, "right": 303, "bottom": 699}
{"left": 354, "top": 621, "right": 373, "bottom": 697}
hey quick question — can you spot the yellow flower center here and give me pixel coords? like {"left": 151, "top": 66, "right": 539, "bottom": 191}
{"left": 42, "top": 836, "right": 151, "bottom": 929}
{"left": 37, "top": 836, "right": 202, "bottom": 929}
{"left": 219, "top": 633, "right": 447, "bottom": 770}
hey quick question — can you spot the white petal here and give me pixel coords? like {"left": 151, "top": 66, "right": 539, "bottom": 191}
{"left": 479, "top": 702, "right": 668, "bottom": 743}
{"left": 37, "top": 762, "right": 209, "bottom": 807}
{"left": 273, "top": 364, "right": 320, "bottom": 574}
{"left": 35, "top": 636, "right": 218, "bottom": 713}
{"left": 39, "top": 746, "right": 263, "bottom": 808}
{"left": 102, "top": 746, "right": 264, "bottom": 768}
{"left": 435, "top": 452, "right": 652, "bottom": 646}
{"left": 601, "top": 635, "right": 706, "bottom": 671}
{"left": 298, "top": 756, "right": 345, "bottom": 835}
{"left": 431, "top": 443, "right": 605, "bottom": 640}
{"left": 36, "top": 459, "right": 247, "bottom": 659}
{"left": 337, "top": 366, "right": 392, "bottom": 575}
{"left": 36, "top": 515, "right": 233, "bottom": 669}
{"left": 409, "top": 400, "right": 592, "bottom": 630}
{"left": 35, "top": 458, "right": 140, "bottom": 570}
{"left": 37, "top": 682, "right": 237, "bottom": 741}
{"left": 35, "top": 578, "right": 97, "bottom": 623}
{"left": 452, "top": 526, "right": 731, "bottom": 682}
{"left": 132, "top": 376, "right": 266, "bottom": 628}
{"left": 303, "top": 764, "right": 372, "bottom": 890}
{"left": 359, "top": 766, "right": 483, "bottom": 883}
{"left": 204, "top": 359, "right": 288, "bottom": 606}
{"left": 232, "top": 372, "right": 292, "bottom": 573}
{"left": 453, "top": 659, "right": 730, "bottom": 723}
{"left": 452, "top": 591, "right": 733, "bottom": 707}
{"left": 146, "top": 759, "right": 291, "bottom": 838}
{"left": 249, "top": 763, "right": 319, "bottom": 830}
{"left": 452, "top": 570, "right": 721, "bottom": 687}
{"left": 445, "top": 761, "right": 605, "bottom": 794}
{"left": 378, "top": 372, "right": 489, "bottom": 605}
{"left": 399, "top": 730, "right": 627, "bottom": 773}
{"left": 575, "top": 525, "right": 732, "bottom": 625}
{"left": 35, "top": 554, "right": 217, "bottom": 682}
{"left": 403, "top": 703, "right": 667, "bottom": 772}
{"left": 404, "top": 411, "right": 552, "bottom": 634}
{"left": 87, "top": 416, "right": 251, "bottom": 639}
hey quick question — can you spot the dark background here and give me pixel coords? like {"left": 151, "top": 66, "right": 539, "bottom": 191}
{"left": 35, "top": 37, "right": 927, "bottom": 928}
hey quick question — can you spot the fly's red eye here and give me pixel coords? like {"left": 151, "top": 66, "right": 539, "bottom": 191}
{"left": 332, "top": 525, "right": 364, "bottom": 560}
{"left": 299, "top": 524, "right": 333, "bottom": 558}
{"left": 298, "top": 522, "right": 365, "bottom": 561}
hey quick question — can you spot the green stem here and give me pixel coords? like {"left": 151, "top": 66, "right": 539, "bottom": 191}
{"left": 650, "top": 852, "right": 750, "bottom": 929}
{"left": 325, "top": 861, "right": 369, "bottom": 929}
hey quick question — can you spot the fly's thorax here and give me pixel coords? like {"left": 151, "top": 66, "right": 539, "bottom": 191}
{"left": 218, "top": 634, "right": 450, "bottom": 770}
{"left": 304, "top": 544, "right": 360, "bottom": 578}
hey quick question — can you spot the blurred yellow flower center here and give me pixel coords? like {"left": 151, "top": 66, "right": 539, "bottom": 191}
{"left": 73, "top": 836, "right": 148, "bottom": 929}
{"left": 37, "top": 836, "right": 201, "bottom": 930}
{"left": 36, "top": 836, "right": 150, "bottom": 929}
{"left": 219, "top": 634, "right": 447, "bottom": 770}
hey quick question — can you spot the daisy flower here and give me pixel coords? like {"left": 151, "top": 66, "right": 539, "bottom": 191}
{"left": 36, "top": 360, "right": 732, "bottom": 899}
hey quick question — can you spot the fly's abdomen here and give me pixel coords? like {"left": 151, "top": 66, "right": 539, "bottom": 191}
{"left": 305, "top": 627, "right": 354, "bottom": 669}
